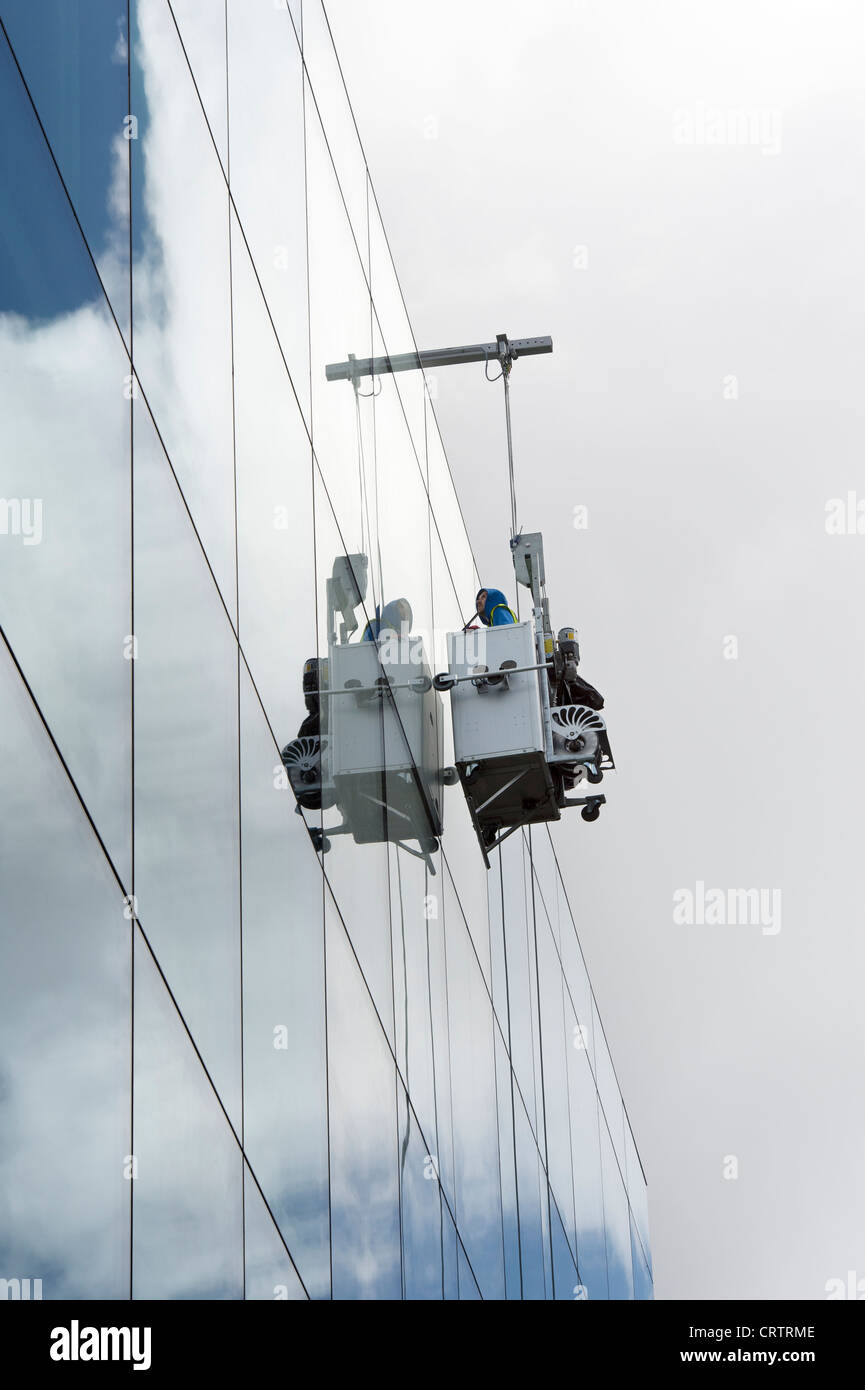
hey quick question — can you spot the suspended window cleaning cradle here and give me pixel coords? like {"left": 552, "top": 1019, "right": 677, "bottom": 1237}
{"left": 303, "top": 332, "right": 615, "bottom": 868}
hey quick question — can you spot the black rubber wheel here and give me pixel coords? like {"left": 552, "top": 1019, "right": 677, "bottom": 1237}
{"left": 581, "top": 805, "right": 601, "bottom": 823}
{"left": 586, "top": 768, "right": 604, "bottom": 785}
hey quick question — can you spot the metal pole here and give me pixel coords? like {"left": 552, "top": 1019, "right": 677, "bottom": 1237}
{"left": 502, "top": 364, "right": 518, "bottom": 541}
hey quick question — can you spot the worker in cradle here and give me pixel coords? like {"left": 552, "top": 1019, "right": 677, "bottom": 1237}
{"left": 280, "top": 656, "right": 327, "bottom": 811}
{"left": 361, "top": 597, "right": 413, "bottom": 641}
{"left": 295, "top": 657, "right": 323, "bottom": 738}
{"left": 475, "top": 587, "right": 517, "bottom": 626}
{"left": 475, "top": 588, "right": 604, "bottom": 711}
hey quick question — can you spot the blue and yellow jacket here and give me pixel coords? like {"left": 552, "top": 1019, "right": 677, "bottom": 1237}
{"left": 478, "top": 588, "right": 517, "bottom": 626}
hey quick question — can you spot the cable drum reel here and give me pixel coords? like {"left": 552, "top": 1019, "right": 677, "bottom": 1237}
{"left": 549, "top": 704, "right": 607, "bottom": 786}
{"left": 281, "top": 735, "right": 336, "bottom": 811}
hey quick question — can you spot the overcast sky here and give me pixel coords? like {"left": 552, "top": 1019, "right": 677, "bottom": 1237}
{"left": 326, "top": 0, "right": 865, "bottom": 1300}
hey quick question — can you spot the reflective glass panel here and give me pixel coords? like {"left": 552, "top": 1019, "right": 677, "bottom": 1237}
{"left": 568, "top": 1037, "right": 608, "bottom": 1298}
{"left": 132, "top": 398, "right": 241, "bottom": 1125}
{"left": 169, "top": 0, "right": 228, "bottom": 167}
{"left": 0, "top": 23, "right": 131, "bottom": 881}
{"left": 226, "top": 0, "right": 309, "bottom": 420}
{"left": 131, "top": 0, "right": 236, "bottom": 615}
{"left": 442, "top": 871, "right": 505, "bottom": 1298}
{"left": 599, "top": 1119, "right": 634, "bottom": 1300}
{"left": 131, "top": 930, "right": 243, "bottom": 1299}
{"left": 625, "top": 1115, "right": 652, "bottom": 1278}
{"left": 513, "top": 1097, "right": 552, "bottom": 1300}
{"left": 243, "top": 1168, "right": 308, "bottom": 1301}
{"left": 301, "top": 0, "right": 368, "bottom": 257}
{"left": 0, "top": 639, "right": 130, "bottom": 1299}
{"left": 631, "top": 1214, "right": 654, "bottom": 1301}
{"left": 239, "top": 664, "right": 329, "bottom": 1299}
{"left": 0, "top": 1, "right": 131, "bottom": 331}
{"left": 325, "top": 891, "right": 401, "bottom": 1299}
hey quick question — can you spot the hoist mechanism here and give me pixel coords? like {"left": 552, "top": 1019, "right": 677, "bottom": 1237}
{"left": 307, "top": 330, "right": 613, "bottom": 868}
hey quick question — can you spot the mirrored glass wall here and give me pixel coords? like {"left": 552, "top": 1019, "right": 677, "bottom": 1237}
{"left": 0, "top": 0, "right": 650, "bottom": 1300}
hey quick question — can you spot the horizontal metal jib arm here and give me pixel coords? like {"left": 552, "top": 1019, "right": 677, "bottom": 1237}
{"left": 325, "top": 335, "right": 553, "bottom": 382}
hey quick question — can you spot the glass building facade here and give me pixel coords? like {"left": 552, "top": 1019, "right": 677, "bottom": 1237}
{"left": 0, "top": 1, "right": 651, "bottom": 1299}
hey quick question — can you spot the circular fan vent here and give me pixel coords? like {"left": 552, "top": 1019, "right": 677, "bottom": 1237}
{"left": 550, "top": 704, "right": 606, "bottom": 737}
{"left": 282, "top": 736, "right": 321, "bottom": 772}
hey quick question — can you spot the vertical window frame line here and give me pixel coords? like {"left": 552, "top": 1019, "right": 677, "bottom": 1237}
{"left": 300, "top": 12, "right": 335, "bottom": 1301}
{"left": 519, "top": 834, "right": 542, "bottom": 1148}
{"left": 126, "top": 0, "right": 135, "bottom": 1304}
{"left": 424, "top": 883, "right": 447, "bottom": 1300}
{"left": 486, "top": 858, "right": 509, "bottom": 1295}
{"left": 437, "top": 872, "right": 461, "bottom": 1296}
{"left": 223, "top": 0, "right": 246, "bottom": 1303}
{"left": 497, "top": 848, "right": 524, "bottom": 1298}
{"left": 526, "top": 826, "right": 556, "bottom": 1298}
{"left": 422, "top": 390, "right": 448, "bottom": 1299}
{"left": 391, "top": 844, "right": 409, "bottom": 1301}
{"left": 525, "top": 838, "right": 582, "bottom": 1278}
